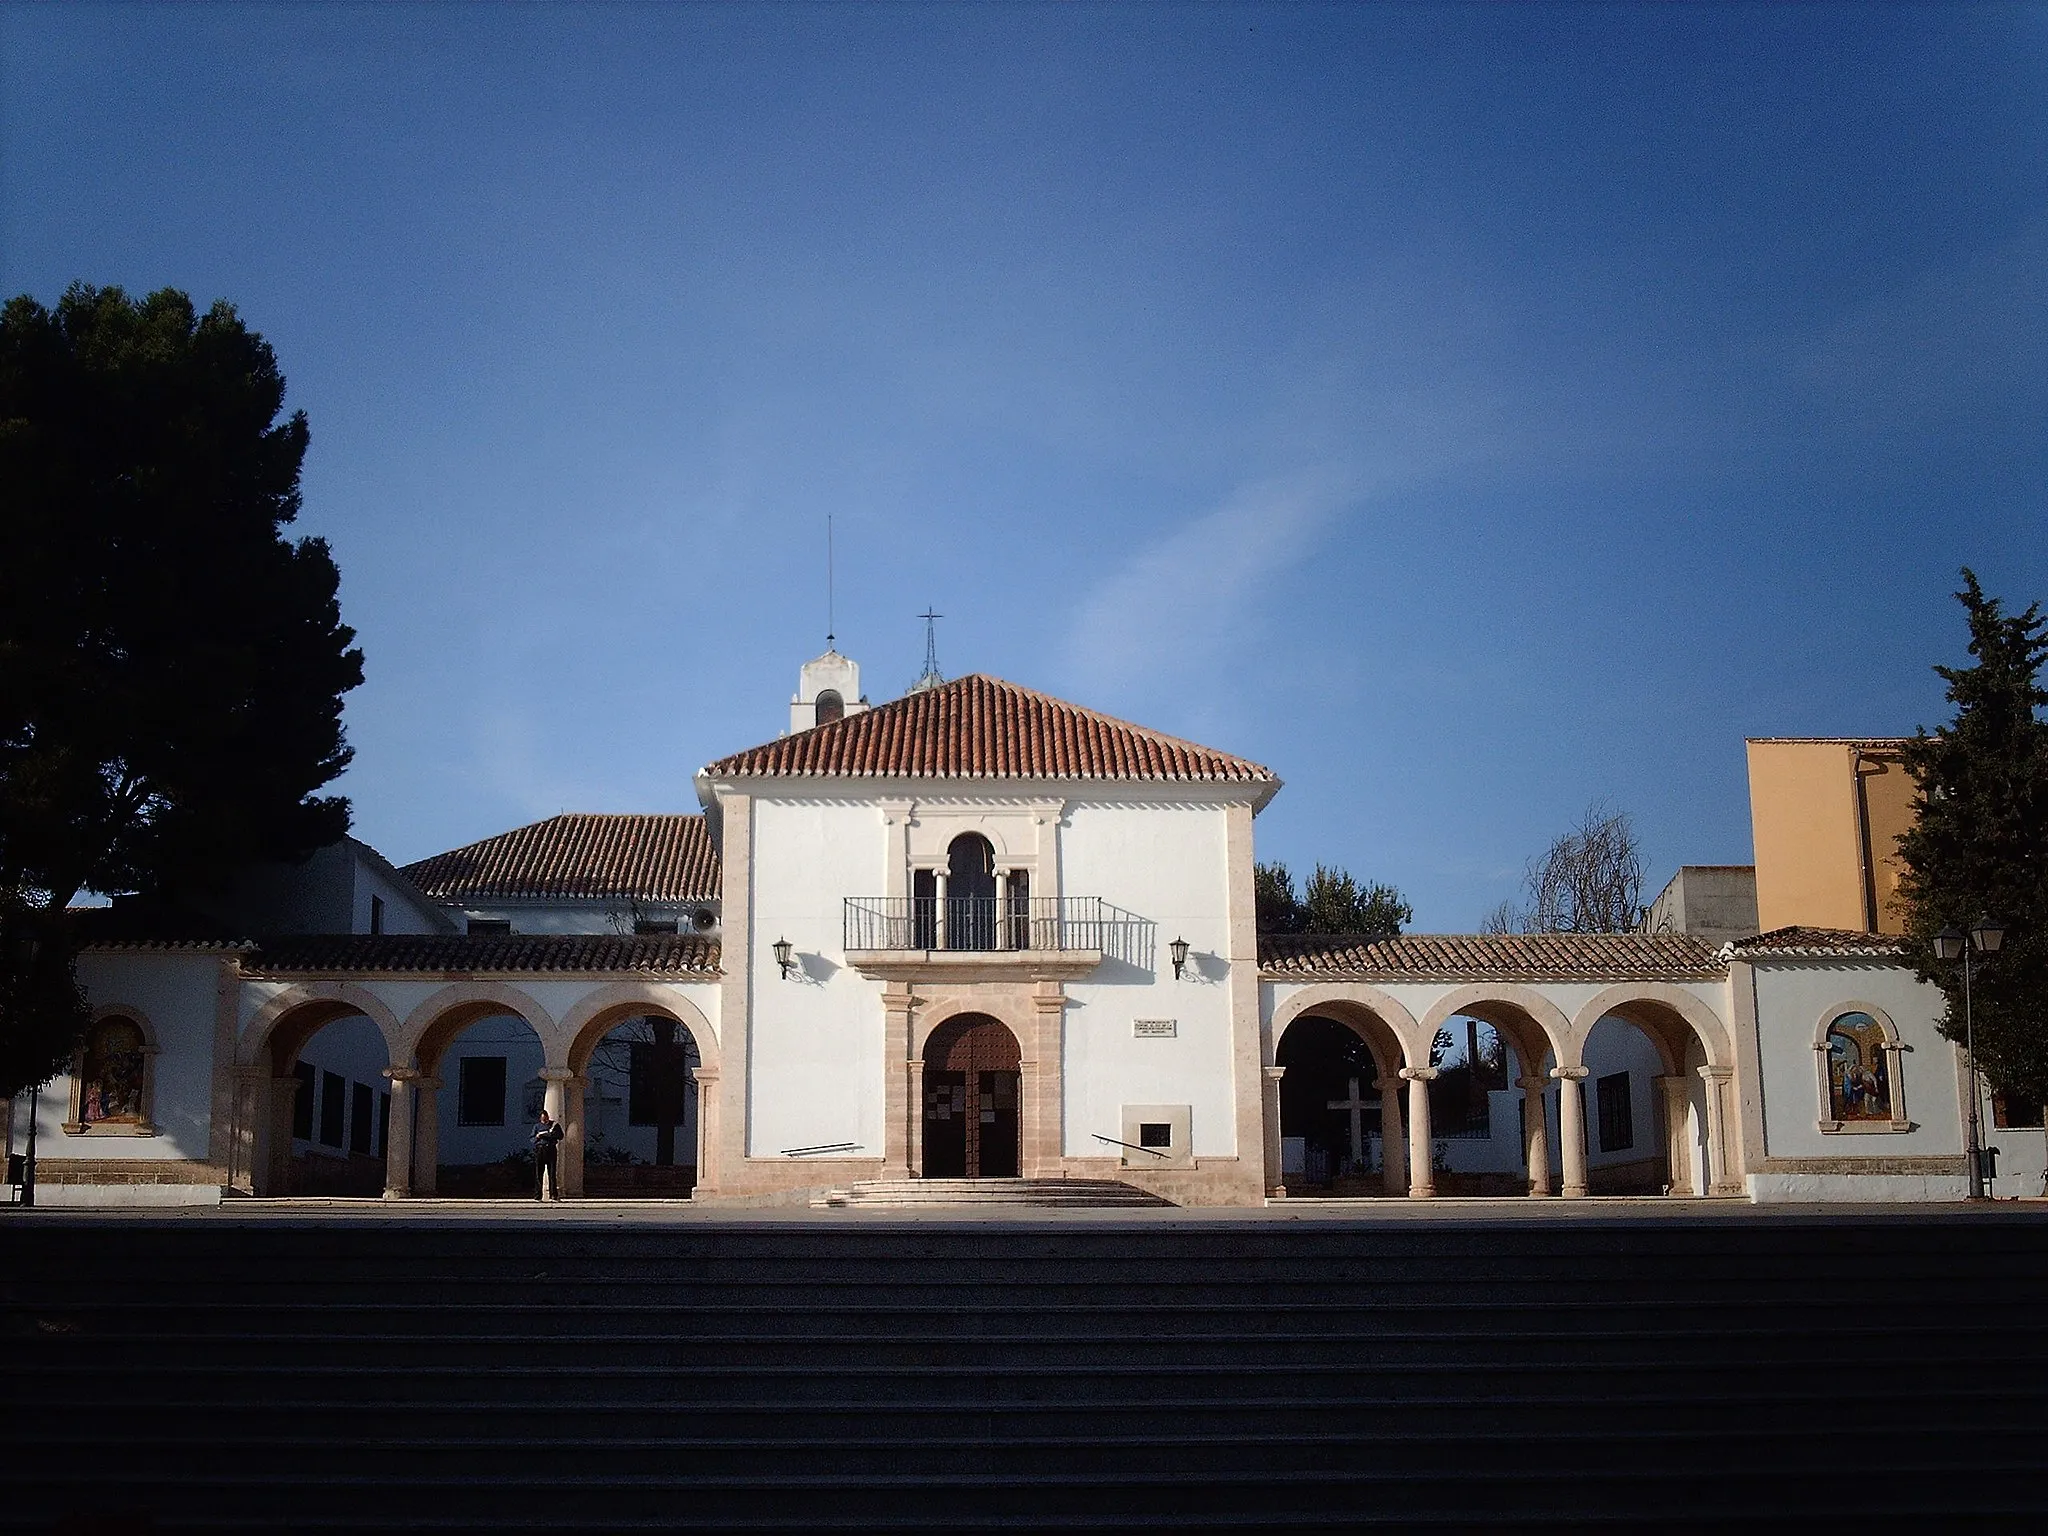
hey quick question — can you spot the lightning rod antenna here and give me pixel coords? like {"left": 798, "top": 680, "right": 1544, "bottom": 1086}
{"left": 826, "top": 515, "right": 835, "bottom": 650}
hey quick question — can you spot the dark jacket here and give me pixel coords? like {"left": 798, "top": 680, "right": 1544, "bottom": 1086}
{"left": 533, "top": 1119, "right": 565, "bottom": 1158}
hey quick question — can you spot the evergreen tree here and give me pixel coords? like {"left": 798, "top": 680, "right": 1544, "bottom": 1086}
{"left": 1256, "top": 860, "right": 1411, "bottom": 939}
{"left": 0, "top": 284, "right": 363, "bottom": 1096}
{"left": 1896, "top": 570, "right": 2048, "bottom": 1100}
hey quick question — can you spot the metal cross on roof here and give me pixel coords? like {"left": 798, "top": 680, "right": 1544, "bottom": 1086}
{"left": 910, "top": 608, "right": 945, "bottom": 692}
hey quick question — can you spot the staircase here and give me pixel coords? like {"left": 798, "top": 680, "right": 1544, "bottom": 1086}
{"left": 2, "top": 1213, "right": 2045, "bottom": 1531}
{"left": 812, "top": 1177, "right": 1175, "bottom": 1208}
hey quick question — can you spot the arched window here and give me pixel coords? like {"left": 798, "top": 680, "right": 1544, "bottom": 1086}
{"left": 72, "top": 1015, "right": 152, "bottom": 1131}
{"left": 1824, "top": 1011, "right": 1893, "bottom": 1122}
{"left": 815, "top": 689, "right": 843, "bottom": 725}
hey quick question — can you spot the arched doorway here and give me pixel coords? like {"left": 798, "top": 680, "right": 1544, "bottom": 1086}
{"left": 244, "top": 999, "right": 397, "bottom": 1197}
{"left": 1277, "top": 1016, "right": 1384, "bottom": 1194}
{"left": 413, "top": 1005, "right": 548, "bottom": 1198}
{"left": 579, "top": 1015, "right": 701, "bottom": 1196}
{"left": 922, "top": 1013, "right": 1020, "bottom": 1178}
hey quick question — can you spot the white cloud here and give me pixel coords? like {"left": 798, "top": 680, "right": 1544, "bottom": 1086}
{"left": 1060, "top": 467, "right": 1359, "bottom": 699}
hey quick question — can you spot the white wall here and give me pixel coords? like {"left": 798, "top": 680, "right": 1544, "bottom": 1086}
{"left": 1061, "top": 801, "right": 1239, "bottom": 1158}
{"left": 1750, "top": 960, "right": 1963, "bottom": 1161}
{"left": 291, "top": 1013, "right": 390, "bottom": 1160}
{"left": 744, "top": 796, "right": 890, "bottom": 1157}
{"left": 431, "top": 1017, "right": 547, "bottom": 1166}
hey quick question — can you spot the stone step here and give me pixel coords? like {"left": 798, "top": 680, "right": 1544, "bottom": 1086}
{"left": 813, "top": 1178, "right": 1176, "bottom": 1208}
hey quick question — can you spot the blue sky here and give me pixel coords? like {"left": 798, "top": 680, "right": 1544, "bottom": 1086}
{"left": 5, "top": 3, "right": 2043, "bottom": 926}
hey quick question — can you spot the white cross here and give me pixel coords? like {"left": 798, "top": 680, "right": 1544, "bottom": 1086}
{"left": 1327, "top": 1075, "right": 1372, "bottom": 1166}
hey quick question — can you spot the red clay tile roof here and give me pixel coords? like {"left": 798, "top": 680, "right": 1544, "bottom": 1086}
{"left": 1727, "top": 926, "right": 1907, "bottom": 957}
{"left": 1260, "top": 932, "right": 1725, "bottom": 981}
{"left": 400, "top": 814, "right": 720, "bottom": 903}
{"left": 701, "top": 674, "right": 1276, "bottom": 784}
{"left": 243, "top": 933, "right": 720, "bottom": 976}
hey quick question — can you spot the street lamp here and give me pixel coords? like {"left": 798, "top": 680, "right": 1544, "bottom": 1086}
{"left": 1169, "top": 936, "right": 1190, "bottom": 981}
{"left": 1934, "top": 917, "right": 2006, "bottom": 1199}
{"left": 772, "top": 936, "right": 796, "bottom": 980}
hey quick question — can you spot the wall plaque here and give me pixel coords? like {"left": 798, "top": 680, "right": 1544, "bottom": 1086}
{"left": 1133, "top": 1018, "right": 1177, "bottom": 1039}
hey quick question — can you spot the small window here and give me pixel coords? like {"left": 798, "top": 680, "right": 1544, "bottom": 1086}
{"left": 467, "top": 918, "right": 511, "bottom": 936}
{"left": 815, "top": 689, "right": 843, "bottom": 725}
{"left": 292, "top": 1061, "right": 317, "bottom": 1140}
{"left": 369, "top": 894, "right": 385, "bottom": 934}
{"left": 1597, "top": 1071, "right": 1634, "bottom": 1153}
{"left": 1825, "top": 1012, "right": 1892, "bottom": 1121}
{"left": 633, "top": 918, "right": 679, "bottom": 935}
{"left": 1993, "top": 1089, "right": 2045, "bottom": 1130}
{"left": 458, "top": 1056, "right": 508, "bottom": 1127}
{"left": 349, "top": 1082, "right": 374, "bottom": 1154}
{"left": 1139, "top": 1122, "right": 1173, "bottom": 1149}
{"left": 319, "top": 1070, "right": 347, "bottom": 1148}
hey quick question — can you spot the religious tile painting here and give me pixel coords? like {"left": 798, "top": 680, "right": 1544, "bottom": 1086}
{"left": 1826, "top": 1012, "right": 1892, "bottom": 1121}
{"left": 80, "top": 1017, "right": 146, "bottom": 1124}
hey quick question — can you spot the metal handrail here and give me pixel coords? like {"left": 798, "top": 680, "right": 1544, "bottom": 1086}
{"left": 1090, "top": 1132, "right": 1169, "bottom": 1159}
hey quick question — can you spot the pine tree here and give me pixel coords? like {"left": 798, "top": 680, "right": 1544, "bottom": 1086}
{"left": 1896, "top": 570, "right": 2048, "bottom": 1100}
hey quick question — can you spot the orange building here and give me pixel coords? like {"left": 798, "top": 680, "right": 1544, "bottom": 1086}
{"left": 1746, "top": 738, "right": 1918, "bottom": 935}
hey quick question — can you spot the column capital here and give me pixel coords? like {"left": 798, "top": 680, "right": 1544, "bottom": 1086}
{"left": 1398, "top": 1066, "right": 1439, "bottom": 1082}
{"left": 1696, "top": 1064, "right": 1733, "bottom": 1083}
{"left": 538, "top": 1067, "right": 574, "bottom": 1083}
{"left": 1262, "top": 1065, "right": 1287, "bottom": 1082}
{"left": 694, "top": 1066, "right": 721, "bottom": 1085}
{"left": 381, "top": 1067, "right": 419, "bottom": 1084}
{"left": 1514, "top": 1075, "right": 1549, "bottom": 1091}
{"left": 1550, "top": 1065, "right": 1590, "bottom": 1082}
{"left": 882, "top": 987, "right": 916, "bottom": 1012}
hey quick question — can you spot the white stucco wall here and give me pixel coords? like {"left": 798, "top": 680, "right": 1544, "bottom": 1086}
{"left": 42, "top": 950, "right": 225, "bottom": 1163}
{"left": 744, "top": 796, "right": 891, "bottom": 1158}
{"left": 1749, "top": 959, "right": 1963, "bottom": 1162}
{"left": 1060, "top": 800, "right": 1240, "bottom": 1158}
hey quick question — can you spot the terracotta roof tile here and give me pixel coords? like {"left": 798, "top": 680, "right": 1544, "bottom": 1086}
{"left": 1260, "top": 932, "right": 1725, "bottom": 981}
{"left": 1727, "top": 926, "right": 1907, "bottom": 957}
{"left": 243, "top": 933, "right": 720, "bottom": 976}
{"left": 400, "top": 814, "right": 719, "bottom": 903}
{"left": 701, "top": 674, "right": 1276, "bottom": 784}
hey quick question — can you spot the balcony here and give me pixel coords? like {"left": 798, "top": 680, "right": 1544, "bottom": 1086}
{"left": 841, "top": 896, "right": 1152, "bottom": 979}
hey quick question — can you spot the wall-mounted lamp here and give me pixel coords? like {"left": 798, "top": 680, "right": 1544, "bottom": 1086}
{"left": 773, "top": 936, "right": 796, "bottom": 980}
{"left": 1169, "top": 936, "right": 1190, "bottom": 981}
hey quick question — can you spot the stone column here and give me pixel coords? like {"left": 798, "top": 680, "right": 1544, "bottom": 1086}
{"left": 881, "top": 986, "right": 915, "bottom": 1177}
{"left": 1698, "top": 1065, "right": 1741, "bottom": 1196}
{"left": 1517, "top": 1075, "right": 1553, "bottom": 1197}
{"left": 1399, "top": 1067, "right": 1438, "bottom": 1199}
{"left": 540, "top": 1068, "right": 573, "bottom": 1200}
{"left": 1655, "top": 1074, "right": 1694, "bottom": 1196}
{"left": 269, "top": 1075, "right": 301, "bottom": 1195}
{"left": 380, "top": 1067, "right": 417, "bottom": 1200}
{"left": 412, "top": 1077, "right": 442, "bottom": 1196}
{"left": 229, "top": 1066, "right": 264, "bottom": 1195}
{"left": 993, "top": 871, "right": 1010, "bottom": 950}
{"left": 561, "top": 1073, "right": 589, "bottom": 1198}
{"left": 1027, "top": 984, "right": 1068, "bottom": 1177}
{"left": 906, "top": 1058, "right": 927, "bottom": 1177}
{"left": 933, "top": 871, "right": 949, "bottom": 949}
{"left": 1552, "top": 1066, "right": 1590, "bottom": 1199}
{"left": 692, "top": 1065, "right": 721, "bottom": 1196}
{"left": 1374, "top": 1077, "right": 1407, "bottom": 1196}
{"left": 1262, "top": 1065, "right": 1287, "bottom": 1198}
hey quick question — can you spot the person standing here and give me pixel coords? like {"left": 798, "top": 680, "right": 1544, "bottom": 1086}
{"left": 533, "top": 1107, "right": 565, "bottom": 1201}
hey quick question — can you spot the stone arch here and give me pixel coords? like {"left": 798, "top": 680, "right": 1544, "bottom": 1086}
{"left": 1567, "top": 982, "right": 1733, "bottom": 1075}
{"left": 1267, "top": 983, "right": 1424, "bottom": 1072}
{"left": 561, "top": 983, "right": 720, "bottom": 1077}
{"left": 911, "top": 993, "right": 1038, "bottom": 1059}
{"left": 559, "top": 982, "right": 721, "bottom": 1199}
{"left": 400, "top": 981, "right": 557, "bottom": 1074}
{"left": 1416, "top": 983, "right": 1571, "bottom": 1077}
{"left": 239, "top": 983, "right": 406, "bottom": 1071}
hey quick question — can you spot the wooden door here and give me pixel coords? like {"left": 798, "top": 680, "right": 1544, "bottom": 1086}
{"left": 922, "top": 1014, "right": 1022, "bottom": 1179}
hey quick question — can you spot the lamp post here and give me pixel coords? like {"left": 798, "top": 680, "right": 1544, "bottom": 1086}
{"left": 772, "top": 936, "right": 795, "bottom": 980}
{"left": 1169, "top": 937, "right": 1190, "bottom": 981}
{"left": 1934, "top": 917, "right": 2006, "bottom": 1200}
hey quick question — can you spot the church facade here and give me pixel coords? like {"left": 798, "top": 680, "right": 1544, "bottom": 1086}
{"left": 15, "top": 651, "right": 2042, "bottom": 1207}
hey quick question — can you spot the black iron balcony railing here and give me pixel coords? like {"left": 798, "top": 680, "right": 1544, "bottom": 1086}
{"left": 843, "top": 896, "right": 1152, "bottom": 966}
